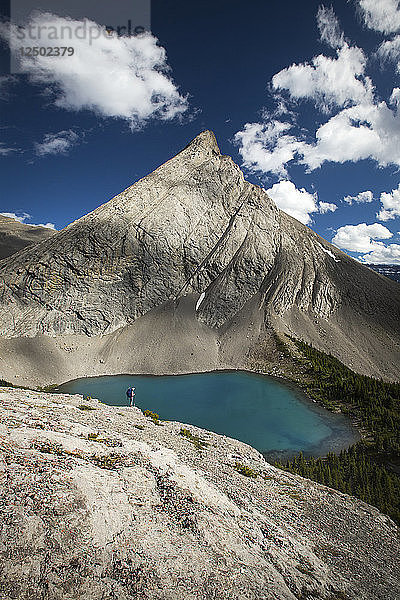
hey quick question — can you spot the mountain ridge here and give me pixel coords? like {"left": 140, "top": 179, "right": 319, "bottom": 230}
{"left": 0, "top": 131, "right": 399, "bottom": 385}
{"left": 0, "top": 214, "right": 55, "bottom": 259}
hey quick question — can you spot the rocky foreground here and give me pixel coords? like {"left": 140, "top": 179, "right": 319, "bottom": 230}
{"left": 0, "top": 386, "right": 399, "bottom": 599}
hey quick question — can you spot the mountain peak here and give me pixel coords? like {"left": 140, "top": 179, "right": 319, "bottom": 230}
{"left": 183, "top": 130, "right": 220, "bottom": 156}
{"left": 0, "top": 131, "right": 399, "bottom": 385}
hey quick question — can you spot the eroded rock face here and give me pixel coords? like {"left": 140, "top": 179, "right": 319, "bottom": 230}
{"left": 0, "top": 131, "right": 399, "bottom": 382}
{"left": 0, "top": 387, "right": 399, "bottom": 600}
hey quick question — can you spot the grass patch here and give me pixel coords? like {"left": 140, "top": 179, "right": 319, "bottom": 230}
{"left": 91, "top": 453, "right": 122, "bottom": 470}
{"left": 179, "top": 427, "right": 208, "bottom": 451}
{"left": 143, "top": 409, "right": 162, "bottom": 425}
{"left": 37, "top": 384, "right": 59, "bottom": 393}
{"left": 78, "top": 404, "right": 96, "bottom": 411}
{"left": 234, "top": 461, "right": 258, "bottom": 478}
{"left": 87, "top": 432, "right": 122, "bottom": 447}
{"left": 33, "top": 440, "right": 64, "bottom": 456}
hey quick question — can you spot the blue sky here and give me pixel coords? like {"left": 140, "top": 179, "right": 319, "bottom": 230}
{"left": 1, "top": 0, "right": 400, "bottom": 263}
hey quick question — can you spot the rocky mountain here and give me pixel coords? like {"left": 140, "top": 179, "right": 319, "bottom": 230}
{"left": 0, "top": 214, "right": 55, "bottom": 259}
{"left": 366, "top": 264, "right": 400, "bottom": 283}
{"left": 0, "top": 131, "right": 399, "bottom": 386}
{"left": 1, "top": 385, "right": 399, "bottom": 600}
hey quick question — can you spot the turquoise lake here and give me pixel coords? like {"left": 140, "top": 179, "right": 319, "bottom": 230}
{"left": 58, "top": 371, "right": 359, "bottom": 460}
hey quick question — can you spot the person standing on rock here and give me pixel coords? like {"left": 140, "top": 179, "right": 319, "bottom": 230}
{"left": 126, "top": 386, "right": 135, "bottom": 407}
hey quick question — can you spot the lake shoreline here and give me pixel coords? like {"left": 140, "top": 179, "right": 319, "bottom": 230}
{"left": 58, "top": 369, "right": 360, "bottom": 460}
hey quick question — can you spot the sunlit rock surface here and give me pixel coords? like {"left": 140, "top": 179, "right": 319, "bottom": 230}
{"left": 0, "top": 387, "right": 399, "bottom": 600}
{"left": 0, "top": 131, "right": 399, "bottom": 384}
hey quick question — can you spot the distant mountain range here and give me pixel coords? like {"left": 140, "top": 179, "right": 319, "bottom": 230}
{"left": 0, "top": 131, "right": 399, "bottom": 386}
{"left": 0, "top": 215, "right": 54, "bottom": 260}
{"left": 366, "top": 264, "right": 400, "bottom": 283}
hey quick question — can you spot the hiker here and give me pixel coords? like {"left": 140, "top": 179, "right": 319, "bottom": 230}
{"left": 126, "top": 386, "right": 136, "bottom": 407}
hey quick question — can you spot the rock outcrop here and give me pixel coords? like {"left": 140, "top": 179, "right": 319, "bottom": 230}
{"left": 0, "top": 386, "right": 399, "bottom": 600}
{"left": 0, "top": 214, "right": 54, "bottom": 259}
{"left": 0, "top": 131, "right": 399, "bottom": 385}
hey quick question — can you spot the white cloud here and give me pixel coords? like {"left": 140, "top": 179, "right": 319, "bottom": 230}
{"left": 34, "top": 130, "right": 79, "bottom": 156}
{"left": 35, "top": 222, "right": 56, "bottom": 229}
{"left": 235, "top": 96, "right": 400, "bottom": 175}
{"left": 343, "top": 190, "right": 373, "bottom": 204}
{"left": 361, "top": 243, "right": 400, "bottom": 264}
{"left": 0, "top": 212, "right": 56, "bottom": 229}
{"left": 1, "top": 212, "right": 31, "bottom": 223}
{"left": 318, "top": 201, "right": 337, "bottom": 213}
{"left": 378, "top": 35, "right": 400, "bottom": 71}
{"left": 332, "top": 222, "right": 393, "bottom": 252}
{"left": 264, "top": 181, "right": 335, "bottom": 224}
{"left": 234, "top": 121, "right": 303, "bottom": 177}
{"left": 390, "top": 87, "right": 400, "bottom": 107}
{"left": 300, "top": 101, "right": 400, "bottom": 169}
{"left": 265, "top": 181, "right": 318, "bottom": 224}
{"left": 0, "top": 143, "right": 16, "bottom": 156}
{"left": 2, "top": 12, "right": 188, "bottom": 129}
{"left": 357, "top": 0, "right": 400, "bottom": 34}
{"left": 235, "top": 6, "right": 400, "bottom": 177}
{"left": 272, "top": 44, "right": 372, "bottom": 111}
{"left": 317, "top": 6, "right": 345, "bottom": 49}
{"left": 377, "top": 183, "right": 400, "bottom": 220}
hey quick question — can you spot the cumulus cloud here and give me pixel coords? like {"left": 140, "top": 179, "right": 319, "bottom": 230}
{"left": 265, "top": 181, "right": 318, "bottom": 224}
{"left": 0, "top": 212, "right": 56, "bottom": 229}
{"left": 272, "top": 44, "right": 372, "bottom": 111}
{"left": 332, "top": 222, "right": 393, "bottom": 252}
{"left": 317, "top": 6, "right": 345, "bottom": 49}
{"left": 235, "top": 6, "right": 400, "bottom": 177}
{"left": 0, "top": 212, "right": 31, "bottom": 223}
{"left": 378, "top": 36, "right": 400, "bottom": 71}
{"left": 272, "top": 8, "right": 372, "bottom": 112}
{"left": 264, "top": 181, "right": 336, "bottom": 225}
{"left": 377, "top": 183, "right": 400, "bottom": 221}
{"left": 343, "top": 190, "right": 373, "bottom": 204}
{"left": 34, "top": 130, "right": 79, "bottom": 156}
{"left": 234, "top": 121, "right": 303, "bottom": 177}
{"left": 361, "top": 243, "right": 400, "bottom": 264}
{"left": 302, "top": 100, "right": 400, "bottom": 169}
{"left": 318, "top": 201, "right": 337, "bottom": 213}
{"left": 33, "top": 222, "right": 56, "bottom": 229}
{"left": 357, "top": 0, "right": 400, "bottom": 35}
{"left": 358, "top": 0, "right": 400, "bottom": 71}
{"left": 1, "top": 12, "right": 188, "bottom": 129}
{"left": 236, "top": 96, "right": 400, "bottom": 175}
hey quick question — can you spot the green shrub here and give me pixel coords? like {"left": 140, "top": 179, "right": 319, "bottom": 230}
{"left": 91, "top": 453, "right": 122, "bottom": 470}
{"left": 179, "top": 427, "right": 208, "bottom": 450}
{"left": 234, "top": 461, "right": 258, "bottom": 478}
{"left": 37, "top": 384, "right": 59, "bottom": 393}
{"left": 143, "top": 409, "right": 162, "bottom": 425}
